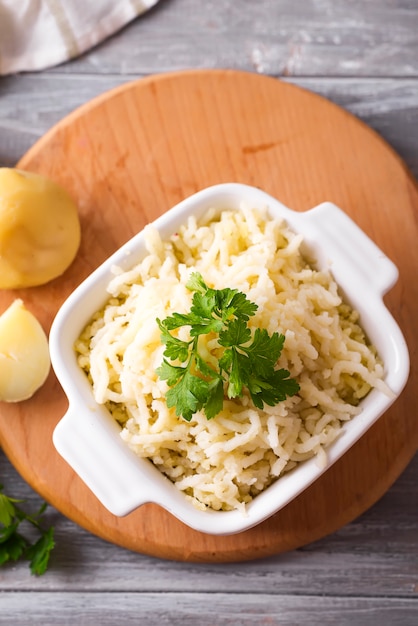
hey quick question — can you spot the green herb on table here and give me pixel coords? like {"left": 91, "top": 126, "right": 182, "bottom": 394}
{"left": 156, "top": 272, "right": 300, "bottom": 421}
{"left": 0, "top": 484, "right": 55, "bottom": 575}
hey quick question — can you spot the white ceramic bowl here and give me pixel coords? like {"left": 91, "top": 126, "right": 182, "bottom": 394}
{"left": 50, "top": 183, "right": 410, "bottom": 535}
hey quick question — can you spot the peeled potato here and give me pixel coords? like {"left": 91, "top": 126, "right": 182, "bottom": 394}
{"left": 0, "top": 168, "right": 81, "bottom": 288}
{"left": 0, "top": 299, "right": 50, "bottom": 402}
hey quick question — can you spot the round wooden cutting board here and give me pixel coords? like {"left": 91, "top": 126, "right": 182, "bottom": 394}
{"left": 0, "top": 70, "right": 417, "bottom": 562}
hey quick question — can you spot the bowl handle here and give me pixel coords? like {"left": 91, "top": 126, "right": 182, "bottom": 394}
{"left": 297, "top": 202, "right": 399, "bottom": 296}
{"left": 52, "top": 403, "right": 157, "bottom": 516}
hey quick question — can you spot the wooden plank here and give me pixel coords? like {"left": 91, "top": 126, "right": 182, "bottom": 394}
{"left": 1, "top": 450, "right": 417, "bottom": 595}
{"left": 3, "top": 591, "right": 418, "bottom": 625}
{"left": 1, "top": 75, "right": 417, "bottom": 175}
{"left": 47, "top": 0, "right": 418, "bottom": 78}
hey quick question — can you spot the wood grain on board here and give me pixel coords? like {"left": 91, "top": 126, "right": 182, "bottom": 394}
{"left": 0, "top": 70, "right": 416, "bottom": 562}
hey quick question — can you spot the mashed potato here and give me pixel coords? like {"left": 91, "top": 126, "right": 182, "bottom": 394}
{"left": 76, "top": 205, "right": 389, "bottom": 513}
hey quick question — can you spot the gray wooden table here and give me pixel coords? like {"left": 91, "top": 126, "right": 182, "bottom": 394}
{"left": 0, "top": 1, "right": 417, "bottom": 624}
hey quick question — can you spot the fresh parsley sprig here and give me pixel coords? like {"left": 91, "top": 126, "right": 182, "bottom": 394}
{"left": 156, "top": 272, "right": 299, "bottom": 421}
{"left": 0, "top": 483, "right": 55, "bottom": 575}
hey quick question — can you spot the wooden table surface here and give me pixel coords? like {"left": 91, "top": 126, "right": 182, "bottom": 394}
{"left": 0, "top": 1, "right": 417, "bottom": 624}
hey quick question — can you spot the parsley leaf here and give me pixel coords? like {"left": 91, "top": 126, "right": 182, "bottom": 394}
{"left": 26, "top": 527, "right": 55, "bottom": 576}
{"left": 165, "top": 366, "right": 210, "bottom": 422}
{"left": 0, "top": 483, "right": 55, "bottom": 575}
{"left": 156, "top": 272, "right": 300, "bottom": 421}
{"left": 219, "top": 318, "right": 252, "bottom": 347}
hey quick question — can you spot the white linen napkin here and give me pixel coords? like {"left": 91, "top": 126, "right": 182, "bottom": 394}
{"left": 0, "top": 0, "right": 159, "bottom": 75}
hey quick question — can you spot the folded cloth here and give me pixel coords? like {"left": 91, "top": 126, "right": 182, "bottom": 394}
{"left": 0, "top": 0, "right": 159, "bottom": 75}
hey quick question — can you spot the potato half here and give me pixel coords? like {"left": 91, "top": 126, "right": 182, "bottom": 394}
{"left": 0, "top": 299, "right": 51, "bottom": 402}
